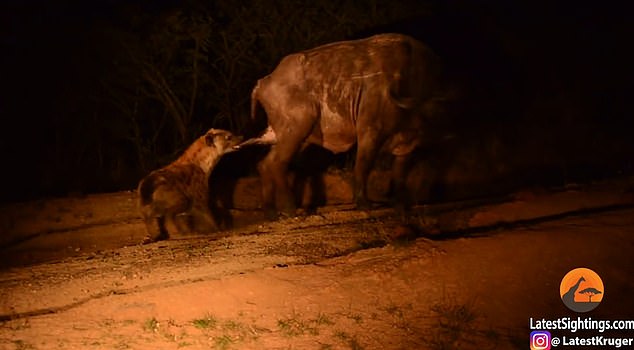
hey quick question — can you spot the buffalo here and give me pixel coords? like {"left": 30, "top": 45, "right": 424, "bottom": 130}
{"left": 243, "top": 33, "right": 443, "bottom": 217}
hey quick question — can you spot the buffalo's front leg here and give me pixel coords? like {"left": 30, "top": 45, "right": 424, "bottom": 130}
{"left": 353, "top": 131, "right": 384, "bottom": 209}
{"left": 390, "top": 154, "right": 414, "bottom": 213}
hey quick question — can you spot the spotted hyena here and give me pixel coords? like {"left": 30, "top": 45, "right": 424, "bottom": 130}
{"left": 137, "top": 128, "right": 242, "bottom": 243}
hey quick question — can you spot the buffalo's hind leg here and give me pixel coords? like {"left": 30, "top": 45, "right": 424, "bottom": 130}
{"left": 258, "top": 116, "right": 317, "bottom": 218}
{"left": 254, "top": 79, "right": 320, "bottom": 218}
{"left": 257, "top": 158, "right": 279, "bottom": 220}
{"left": 259, "top": 144, "right": 298, "bottom": 219}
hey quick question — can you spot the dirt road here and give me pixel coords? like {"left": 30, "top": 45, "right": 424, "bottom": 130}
{"left": 1, "top": 178, "right": 633, "bottom": 349}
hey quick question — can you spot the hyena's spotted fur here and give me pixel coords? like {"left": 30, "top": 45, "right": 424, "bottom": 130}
{"left": 137, "top": 128, "right": 241, "bottom": 243}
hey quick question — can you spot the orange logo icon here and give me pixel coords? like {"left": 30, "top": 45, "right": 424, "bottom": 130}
{"left": 560, "top": 268, "right": 604, "bottom": 312}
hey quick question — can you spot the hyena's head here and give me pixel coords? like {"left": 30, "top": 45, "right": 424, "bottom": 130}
{"left": 196, "top": 128, "right": 242, "bottom": 172}
{"left": 204, "top": 128, "right": 242, "bottom": 154}
{"left": 179, "top": 128, "right": 242, "bottom": 173}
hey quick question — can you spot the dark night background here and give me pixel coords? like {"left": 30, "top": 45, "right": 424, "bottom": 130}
{"left": 1, "top": 0, "right": 632, "bottom": 204}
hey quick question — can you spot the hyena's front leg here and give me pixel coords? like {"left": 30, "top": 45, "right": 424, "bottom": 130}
{"left": 173, "top": 213, "right": 196, "bottom": 235}
{"left": 189, "top": 206, "right": 220, "bottom": 233}
{"left": 171, "top": 209, "right": 218, "bottom": 235}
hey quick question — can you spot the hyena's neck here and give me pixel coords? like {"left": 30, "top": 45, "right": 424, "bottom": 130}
{"left": 199, "top": 156, "right": 221, "bottom": 176}
{"left": 172, "top": 139, "right": 220, "bottom": 175}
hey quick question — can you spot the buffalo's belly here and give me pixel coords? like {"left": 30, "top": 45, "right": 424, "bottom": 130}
{"left": 311, "top": 104, "right": 356, "bottom": 153}
{"left": 319, "top": 130, "right": 356, "bottom": 153}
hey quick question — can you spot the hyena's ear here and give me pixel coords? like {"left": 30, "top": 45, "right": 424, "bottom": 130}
{"left": 204, "top": 132, "right": 218, "bottom": 147}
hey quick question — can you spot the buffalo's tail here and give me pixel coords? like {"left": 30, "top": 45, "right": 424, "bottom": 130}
{"left": 244, "top": 78, "right": 270, "bottom": 139}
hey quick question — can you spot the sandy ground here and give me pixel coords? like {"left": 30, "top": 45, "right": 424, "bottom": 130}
{"left": 1, "top": 176, "right": 634, "bottom": 349}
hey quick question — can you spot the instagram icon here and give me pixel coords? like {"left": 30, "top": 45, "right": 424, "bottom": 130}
{"left": 530, "top": 331, "right": 551, "bottom": 350}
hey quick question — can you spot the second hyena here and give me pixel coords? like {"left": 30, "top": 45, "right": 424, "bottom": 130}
{"left": 137, "top": 128, "right": 241, "bottom": 243}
